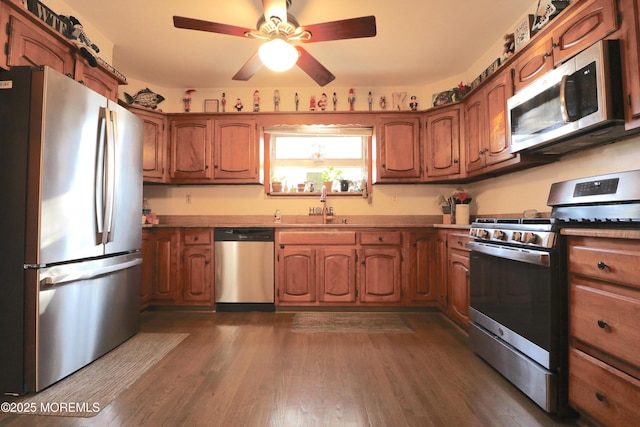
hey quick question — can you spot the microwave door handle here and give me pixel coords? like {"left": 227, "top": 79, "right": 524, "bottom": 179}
{"left": 560, "top": 75, "right": 571, "bottom": 123}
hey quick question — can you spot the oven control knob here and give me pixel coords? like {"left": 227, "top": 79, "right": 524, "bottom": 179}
{"left": 478, "top": 229, "right": 490, "bottom": 239}
{"left": 522, "top": 232, "right": 538, "bottom": 244}
{"left": 512, "top": 231, "right": 522, "bottom": 242}
{"left": 493, "top": 230, "right": 506, "bottom": 240}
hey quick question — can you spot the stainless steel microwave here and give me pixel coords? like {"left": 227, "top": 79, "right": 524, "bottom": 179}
{"left": 508, "top": 40, "right": 627, "bottom": 155}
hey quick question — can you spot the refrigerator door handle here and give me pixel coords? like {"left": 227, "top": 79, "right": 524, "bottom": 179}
{"left": 39, "top": 258, "right": 142, "bottom": 288}
{"left": 95, "top": 107, "right": 108, "bottom": 241}
{"left": 104, "top": 109, "right": 117, "bottom": 243}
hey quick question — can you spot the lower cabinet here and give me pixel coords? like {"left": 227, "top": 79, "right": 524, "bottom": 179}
{"left": 436, "top": 229, "right": 471, "bottom": 328}
{"left": 276, "top": 229, "right": 406, "bottom": 306}
{"left": 141, "top": 227, "right": 214, "bottom": 307}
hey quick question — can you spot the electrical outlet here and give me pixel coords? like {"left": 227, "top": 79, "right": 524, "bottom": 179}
{"left": 392, "top": 194, "right": 398, "bottom": 203}
{"left": 186, "top": 194, "right": 192, "bottom": 204}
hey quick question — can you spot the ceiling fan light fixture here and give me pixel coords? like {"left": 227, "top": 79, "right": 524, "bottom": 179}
{"left": 258, "top": 38, "right": 299, "bottom": 72}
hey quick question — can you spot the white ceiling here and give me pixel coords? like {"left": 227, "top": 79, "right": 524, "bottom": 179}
{"left": 62, "top": 0, "right": 533, "bottom": 89}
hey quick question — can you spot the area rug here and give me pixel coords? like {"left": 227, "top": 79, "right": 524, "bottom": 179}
{"left": 291, "top": 312, "right": 414, "bottom": 333}
{"left": 5, "top": 332, "right": 188, "bottom": 417}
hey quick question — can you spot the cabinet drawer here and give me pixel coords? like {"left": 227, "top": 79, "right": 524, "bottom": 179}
{"left": 570, "top": 277, "right": 640, "bottom": 368}
{"left": 568, "top": 237, "right": 640, "bottom": 289}
{"left": 183, "top": 229, "right": 212, "bottom": 245}
{"left": 569, "top": 348, "right": 640, "bottom": 426}
{"left": 359, "top": 231, "right": 401, "bottom": 245}
{"left": 278, "top": 231, "right": 356, "bottom": 245}
{"left": 447, "top": 233, "right": 472, "bottom": 252}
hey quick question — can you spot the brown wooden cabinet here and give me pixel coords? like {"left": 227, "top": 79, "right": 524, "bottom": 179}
{"left": 213, "top": 118, "right": 260, "bottom": 183}
{"left": 406, "top": 230, "right": 438, "bottom": 305}
{"left": 435, "top": 230, "right": 471, "bottom": 328}
{"left": 465, "top": 71, "right": 515, "bottom": 174}
{"left": 424, "top": 104, "right": 462, "bottom": 179}
{"left": 182, "top": 228, "right": 214, "bottom": 305}
{"left": 376, "top": 115, "right": 422, "bottom": 182}
{"left": 511, "top": 0, "right": 617, "bottom": 92}
{"left": 614, "top": 0, "right": 640, "bottom": 129}
{"left": 140, "top": 229, "right": 153, "bottom": 310}
{"left": 565, "top": 229, "right": 640, "bottom": 426}
{"left": 131, "top": 107, "right": 169, "bottom": 182}
{"left": 169, "top": 116, "right": 214, "bottom": 182}
{"left": 1, "top": 1, "right": 124, "bottom": 100}
{"left": 275, "top": 229, "right": 404, "bottom": 306}
{"left": 148, "top": 228, "right": 181, "bottom": 304}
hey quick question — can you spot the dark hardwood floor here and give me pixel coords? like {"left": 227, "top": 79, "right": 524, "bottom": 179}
{"left": 0, "top": 310, "right": 578, "bottom": 426}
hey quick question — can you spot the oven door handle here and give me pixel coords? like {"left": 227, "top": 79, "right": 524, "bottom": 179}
{"left": 467, "top": 242, "right": 551, "bottom": 267}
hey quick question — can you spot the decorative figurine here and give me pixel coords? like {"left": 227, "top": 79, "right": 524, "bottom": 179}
{"left": 504, "top": 33, "right": 515, "bottom": 58}
{"left": 368, "top": 91, "right": 373, "bottom": 111}
{"left": 309, "top": 95, "right": 316, "bottom": 111}
{"left": 348, "top": 88, "right": 355, "bottom": 111}
{"left": 295, "top": 92, "right": 299, "bottom": 111}
{"left": 409, "top": 96, "right": 418, "bottom": 111}
{"left": 252, "top": 90, "right": 260, "bottom": 112}
{"left": 221, "top": 92, "right": 226, "bottom": 112}
{"left": 274, "top": 90, "right": 280, "bottom": 111}
{"left": 182, "top": 89, "right": 195, "bottom": 112}
{"left": 392, "top": 92, "right": 407, "bottom": 110}
{"left": 379, "top": 95, "right": 387, "bottom": 110}
{"left": 332, "top": 92, "right": 338, "bottom": 111}
{"left": 234, "top": 98, "right": 243, "bottom": 111}
{"left": 318, "top": 93, "right": 328, "bottom": 111}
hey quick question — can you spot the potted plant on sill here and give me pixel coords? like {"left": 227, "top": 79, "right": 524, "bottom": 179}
{"left": 321, "top": 166, "right": 343, "bottom": 192}
{"left": 271, "top": 175, "right": 286, "bottom": 193}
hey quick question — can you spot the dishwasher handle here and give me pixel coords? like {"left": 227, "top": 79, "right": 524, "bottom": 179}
{"left": 214, "top": 228, "right": 274, "bottom": 241}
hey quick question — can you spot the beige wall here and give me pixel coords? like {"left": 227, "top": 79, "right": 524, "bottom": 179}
{"left": 143, "top": 136, "right": 639, "bottom": 218}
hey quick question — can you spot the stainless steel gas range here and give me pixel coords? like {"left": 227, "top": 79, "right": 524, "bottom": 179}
{"left": 467, "top": 170, "right": 640, "bottom": 416}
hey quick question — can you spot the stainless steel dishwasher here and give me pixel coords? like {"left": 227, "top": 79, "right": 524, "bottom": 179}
{"left": 214, "top": 228, "right": 275, "bottom": 311}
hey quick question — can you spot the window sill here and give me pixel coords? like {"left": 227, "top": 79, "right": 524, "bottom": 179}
{"left": 267, "top": 191, "right": 364, "bottom": 197}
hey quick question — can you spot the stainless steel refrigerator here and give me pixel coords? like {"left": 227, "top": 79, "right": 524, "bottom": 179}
{"left": 0, "top": 66, "right": 143, "bottom": 394}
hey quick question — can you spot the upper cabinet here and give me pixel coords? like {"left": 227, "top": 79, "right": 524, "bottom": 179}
{"left": 134, "top": 107, "right": 169, "bottom": 183}
{"left": 424, "top": 104, "right": 462, "bottom": 180}
{"left": 511, "top": 0, "right": 618, "bottom": 92}
{"left": 213, "top": 118, "right": 260, "bottom": 183}
{"left": 376, "top": 115, "right": 422, "bottom": 182}
{"left": 615, "top": 0, "right": 640, "bottom": 129}
{"left": 169, "top": 116, "right": 214, "bottom": 183}
{"left": 0, "top": 0, "right": 125, "bottom": 101}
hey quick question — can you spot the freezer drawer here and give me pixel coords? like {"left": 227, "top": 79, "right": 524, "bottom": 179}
{"left": 24, "top": 252, "right": 142, "bottom": 392}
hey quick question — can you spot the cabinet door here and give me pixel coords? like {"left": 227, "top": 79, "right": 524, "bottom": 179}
{"left": 359, "top": 247, "right": 402, "bottom": 303}
{"left": 511, "top": 36, "right": 554, "bottom": 92}
{"left": 170, "top": 117, "right": 213, "bottom": 182}
{"left": 484, "top": 71, "right": 515, "bottom": 167}
{"left": 277, "top": 247, "right": 316, "bottom": 303}
{"left": 74, "top": 60, "right": 119, "bottom": 101}
{"left": 151, "top": 229, "right": 180, "bottom": 303}
{"left": 318, "top": 248, "right": 357, "bottom": 303}
{"left": 616, "top": 0, "right": 640, "bottom": 129}
{"left": 436, "top": 232, "right": 448, "bottom": 309}
{"left": 140, "top": 229, "right": 153, "bottom": 309}
{"left": 464, "top": 90, "right": 485, "bottom": 173}
{"left": 408, "top": 232, "right": 437, "bottom": 303}
{"left": 6, "top": 13, "right": 75, "bottom": 76}
{"left": 425, "top": 105, "right": 461, "bottom": 178}
{"left": 182, "top": 246, "right": 213, "bottom": 304}
{"left": 136, "top": 109, "right": 168, "bottom": 182}
{"left": 376, "top": 116, "right": 422, "bottom": 181}
{"left": 213, "top": 118, "right": 259, "bottom": 182}
{"left": 448, "top": 251, "right": 470, "bottom": 327}
{"left": 551, "top": 0, "right": 618, "bottom": 66}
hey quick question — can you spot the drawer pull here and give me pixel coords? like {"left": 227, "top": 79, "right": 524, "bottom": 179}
{"left": 595, "top": 391, "right": 606, "bottom": 402}
{"left": 597, "top": 261, "right": 609, "bottom": 270}
{"left": 597, "top": 319, "right": 608, "bottom": 329}
{"left": 378, "top": 237, "right": 383, "bottom": 241}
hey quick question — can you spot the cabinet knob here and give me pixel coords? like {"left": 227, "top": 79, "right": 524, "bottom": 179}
{"left": 597, "top": 319, "right": 608, "bottom": 329}
{"left": 378, "top": 236, "right": 383, "bottom": 241}
{"left": 595, "top": 392, "right": 606, "bottom": 402}
{"left": 597, "top": 261, "right": 608, "bottom": 270}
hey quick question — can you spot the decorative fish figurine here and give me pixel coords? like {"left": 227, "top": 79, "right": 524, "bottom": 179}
{"left": 124, "top": 88, "right": 165, "bottom": 109}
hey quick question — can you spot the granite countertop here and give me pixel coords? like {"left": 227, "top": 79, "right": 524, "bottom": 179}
{"left": 142, "top": 215, "right": 472, "bottom": 229}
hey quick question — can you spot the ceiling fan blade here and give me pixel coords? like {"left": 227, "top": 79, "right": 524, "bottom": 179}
{"left": 232, "top": 51, "right": 263, "bottom": 81}
{"left": 299, "top": 16, "right": 376, "bottom": 43}
{"left": 295, "top": 46, "right": 335, "bottom": 87}
{"left": 173, "top": 16, "right": 253, "bottom": 37}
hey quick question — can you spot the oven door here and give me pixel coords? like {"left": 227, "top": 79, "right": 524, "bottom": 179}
{"left": 468, "top": 241, "right": 560, "bottom": 370}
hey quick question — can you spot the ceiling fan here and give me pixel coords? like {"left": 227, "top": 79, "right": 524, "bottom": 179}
{"left": 173, "top": 0, "right": 377, "bottom": 86}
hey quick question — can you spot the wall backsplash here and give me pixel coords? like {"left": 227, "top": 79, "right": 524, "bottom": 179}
{"left": 143, "top": 136, "right": 639, "bottom": 218}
